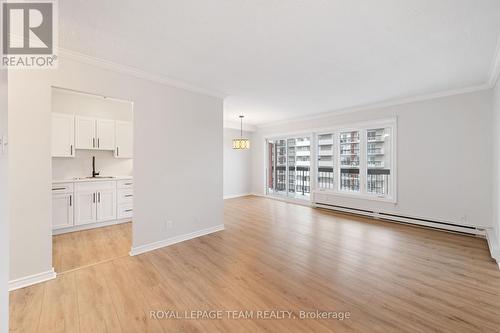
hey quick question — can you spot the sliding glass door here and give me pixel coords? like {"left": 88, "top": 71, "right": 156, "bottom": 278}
{"left": 266, "top": 139, "right": 286, "bottom": 195}
{"left": 266, "top": 136, "right": 311, "bottom": 200}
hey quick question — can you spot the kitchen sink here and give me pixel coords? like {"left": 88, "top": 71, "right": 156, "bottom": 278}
{"left": 73, "top": 176, "right": 116, "bottom": 180}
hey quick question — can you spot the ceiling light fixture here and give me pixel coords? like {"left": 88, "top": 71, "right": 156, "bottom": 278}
{"left": 232, "top": 115, "right": 250, "bottom": 150}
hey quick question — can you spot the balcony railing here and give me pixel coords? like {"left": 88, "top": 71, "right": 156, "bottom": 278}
{"left": 340, "top": 168, "right": 360, "bottom": 192}
{"left": 318, "top": 167, "right": 334, "bottom": 189}
{"left": 272, "top": 166, "right": 310, "bottom": 195}
{"left": 367, "top": 169, "right": 390, "bottom": 195}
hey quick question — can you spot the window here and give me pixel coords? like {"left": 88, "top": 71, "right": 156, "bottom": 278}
{"left": 339, "top": 130, "right": 360, "bottom": 192}
{"left": 267, "top": 118, "right": 396, "bottom": 203}
{"left": 291, "top": 136, "right": 311, "bottom": 196}
{"left": 366, "top": 127, "right": 392, "bottom": 196}
{"left": 317, "top": 133, "right": 334, "bottom": 189}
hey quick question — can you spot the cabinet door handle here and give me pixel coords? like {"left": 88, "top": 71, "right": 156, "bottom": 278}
{"left": 98, "top": 192, "right": 101, "bottom": 203}
{"left": 98, "top": 138, "right": 100, "bottom": 148}
{"left": 69, "top": 195, "right": 72, "bottom": 206}
{"left": 116, "top": 147, "right": 119, "bottom": 156}
{"left": 125, "top": 209, "right": 133, "bottom": 212}
{"left": 93, "top": 193, "right": 96, "bottom": 203}
{"left": 93, "top": 138, "right": 95, "bottom": 148}
{"left": 124, "top": 194, "right": 133, "bottom": 198}
{"left": 52, "top": 187, "right": 66, "bottom": 191}
{"left": 70, "top": 145, "right": 73, "bottom": 155}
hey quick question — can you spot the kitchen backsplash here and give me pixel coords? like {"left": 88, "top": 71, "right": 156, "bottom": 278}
{"left": 52, "top": 149, "right": 133, "bottom": 180}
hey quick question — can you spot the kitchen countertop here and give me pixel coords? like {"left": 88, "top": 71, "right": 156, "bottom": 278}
{"left": 53, "top": 176, "right": 133, "bottom": 184}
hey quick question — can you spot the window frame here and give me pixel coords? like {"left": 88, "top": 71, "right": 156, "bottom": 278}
{"left": 264, "top": 117, "right": 397, "bottom": 204}
{"left": 316, "top": 118, "right": 397, "bottom": 203}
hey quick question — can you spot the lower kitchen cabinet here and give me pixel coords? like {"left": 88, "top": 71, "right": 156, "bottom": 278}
{"left": 74, "top": 191, "right": 97, "bottom": 225}
{"left": 75, "top": 181, "right": 116, "bottom": 225}
{"left": 52, "top": 179, "right": 132, "bottom": 233}
{"left": 52, "top": 193, "right": 74, "bottom": 229}
{"left": 52, "top": 183, "right": 74, "bottom": 230}
{"left": 97, "top": 188, "right": 117, "bottom": 222}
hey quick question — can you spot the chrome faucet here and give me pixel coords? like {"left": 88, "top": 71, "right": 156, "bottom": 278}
{"left": 92, "top": 156, "right": 100, "bottom": 177}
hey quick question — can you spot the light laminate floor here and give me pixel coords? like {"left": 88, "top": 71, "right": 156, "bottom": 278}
{"left": 53, "top": 222, "right": 132, "bottom": 273}
{"left": 10, "top": 196, "right": 500, "bottom": 332}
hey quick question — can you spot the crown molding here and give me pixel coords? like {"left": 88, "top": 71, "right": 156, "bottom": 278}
{"left": 489, "top": 37, "right": 500, "bottom": 88}
{"left": 223, "top": 120, "right": 257, "bottom": 132}
{"left": 256, "top": 84, "right": 491, "bottom": 129}
{"left": 58, "top": 48, "right": 227, "bottom": 99}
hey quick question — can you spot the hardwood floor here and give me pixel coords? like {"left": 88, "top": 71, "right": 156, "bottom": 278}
{"left": 10, "top": 196, "right": 500, "bottom": 332}
{"left": 53, "top": 222, "right": 131, "bottom": 273}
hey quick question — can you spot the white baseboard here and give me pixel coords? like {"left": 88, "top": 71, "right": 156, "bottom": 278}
{"left": 223, "top": 193, "right": 251, "bottom": 200}
{"left": 9, "top": 268, "right": 56, "bottom": 291}
{"left": 485, "top": 228, "right": 500, "bottom": 269}
{"left": 52, "top": 218, "right": 131, "bottom": 235}
{"left": 129, "top": 224, "right": 225, "bottom": 256}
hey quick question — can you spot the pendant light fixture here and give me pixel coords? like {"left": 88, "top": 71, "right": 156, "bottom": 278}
{"left": 232, "top": 115, "right": 250, "bottom": 149}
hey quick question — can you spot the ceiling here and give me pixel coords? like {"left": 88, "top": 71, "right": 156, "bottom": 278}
{"left": 59, "top": 0, "right": 500, "bottom": 125}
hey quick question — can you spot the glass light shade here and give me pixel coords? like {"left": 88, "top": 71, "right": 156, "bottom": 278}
{"left": 233, "top": 138, "right": 250, "bottom": 149}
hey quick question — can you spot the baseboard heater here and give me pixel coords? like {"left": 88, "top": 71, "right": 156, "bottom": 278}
{"left": 314, "top": 202, "right": 484, "bottom": 236}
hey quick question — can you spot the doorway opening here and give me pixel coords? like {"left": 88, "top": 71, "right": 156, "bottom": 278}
{"left": 51, "top": 87, "right": 134, "bottom": 273}
{"left": 266, "top": 136, "right": 311, "bottom": 201}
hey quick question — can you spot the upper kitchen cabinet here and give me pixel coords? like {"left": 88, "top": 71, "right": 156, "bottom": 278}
{"left": 52, "top": 113, "right": 75, "bottom": 157}
{"left": 75, "top": 116, "right": 115, "bottom": 151}
{"left": 96, "top": 119, "right": 116, "bottom": 150}
{"left": 75, "top": 116, "right": 96, "bottom": 149}
{"left": 115, "top": 120, "right": 133, "bottom": 158}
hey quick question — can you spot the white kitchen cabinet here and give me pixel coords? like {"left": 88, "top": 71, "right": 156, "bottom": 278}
{"left": 117, "top": 186, "right": 133, "bottom": 219}
{"left": 115, "top": 121, "right": 133, "bottom": 158}
{"left": 51, "top": 113, "right": 75, "bottom": 157}
{"left": 117, "top": 203, "right": 133, "bottom": 219}
{"left": 52, "top": 192, "right": 74, "bottom": 229}
{"left": 96, "top": 119, "right": 115, "bottom": 150}
{"left": 53, "top": 179, "right": 131, "bottom": 233}
{"left": 74, "top": 190, "right": 97, "bottom": 225}
{"left": 75, "top": 181, "right": 116, "bottom": 225}
{"left": 75, "top": 116, "right": 96, "bottom": 150}
{"left": 75, "top": 117, "right": 115, "bottom": 151}
{"left": 97, "top": 188, "right": 117, "bottom": 222}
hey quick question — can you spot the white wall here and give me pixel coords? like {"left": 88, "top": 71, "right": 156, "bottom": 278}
{"left": 0, "top": 69, "right": 9, "bottom": 333}
{"left": 493, "top": 79, "right": 500, "bottom": 243}
{"left": 8, "top": 55, "right": 223, "bottom": 281}
{"left": 223, "top": 128, "right": 253, "bottom": 198}
{"left": 252, "top": 90, "right": 493, "bottom": 228}
{"left": 52, "top": 88, "right": 133, "bottom": 121}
